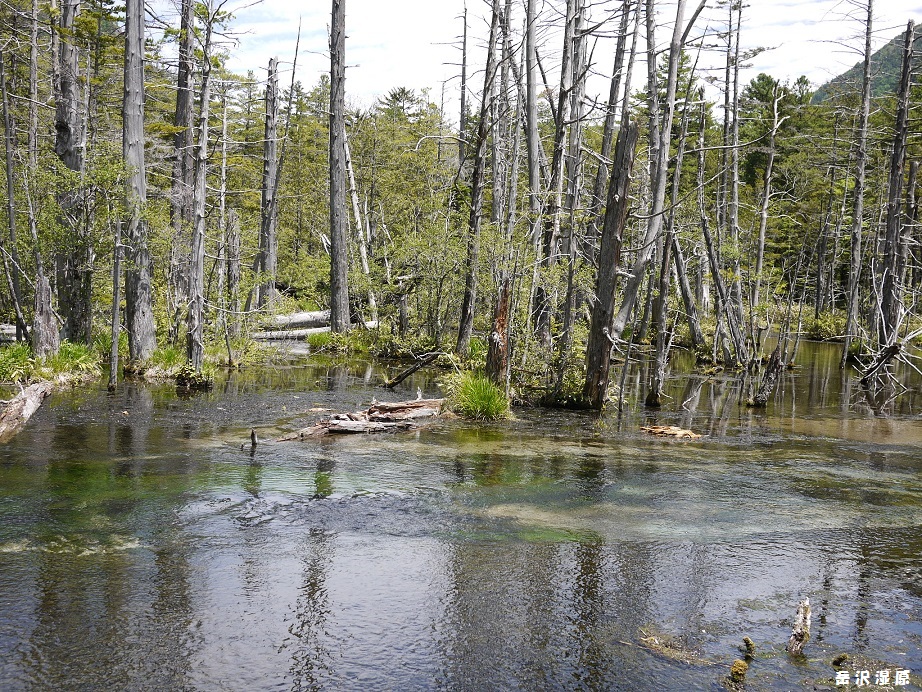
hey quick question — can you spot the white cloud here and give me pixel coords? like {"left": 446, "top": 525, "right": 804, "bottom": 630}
{"left": 220, "top": 0, "right": 922, "bottom": 112}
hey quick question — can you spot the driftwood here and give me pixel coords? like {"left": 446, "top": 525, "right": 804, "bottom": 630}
{"left": 278, "top": 398, "right": 444, "bottom": 440}
{"left": 0, "top": 381, "right": 53, "bottom": 443}
{"left": 786, "top": 598, "right": 811, "bottom": 655}
{"left": 859, "top": 342, "right": 901, "bottom": 387}
{"left": 640, "top": 425, "right": 701, "bottom": 439}
{"left": 383, "top": 352, "right": 440, "bottom": 389}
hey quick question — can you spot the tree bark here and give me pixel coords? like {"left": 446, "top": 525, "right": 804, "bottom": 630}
{"left": 582, "top": 120, "right": 639, "bottom": 409}
{"left": 329, "top": 0, "right": 351, "bottom": 332}
{"left": 123, "top": 0, "right": 156, "bottom": 363}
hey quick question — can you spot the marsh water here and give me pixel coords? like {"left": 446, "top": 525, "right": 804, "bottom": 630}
{"left": 0, "top": 341, "right": 920, "bottom": 690}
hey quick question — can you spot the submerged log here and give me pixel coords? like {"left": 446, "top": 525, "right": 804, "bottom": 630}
{"left": 0, "top": 381, "right": 53, "bottom": 443}
{"left": 640, "top": 425, "right": 701, "bottom": 439}
{"left": 279, "top": 398, "right": 444, "bottom": 440}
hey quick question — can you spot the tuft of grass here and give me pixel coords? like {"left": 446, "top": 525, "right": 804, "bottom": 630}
{"left": 35, "top": 341, "right": 101, "bottom": 380}
{"left": 0, "top": 342, "right": 33, "bottom": 383}
{"left": 306, "top": 331, "right": 334, "bottom": 350}
{"left": 442, "top": 371, "right": 509, "bottom": 421}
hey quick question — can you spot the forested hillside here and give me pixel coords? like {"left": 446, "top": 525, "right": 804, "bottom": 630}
{"left": 0, "top": 0, "right": 918, "bottom": 406}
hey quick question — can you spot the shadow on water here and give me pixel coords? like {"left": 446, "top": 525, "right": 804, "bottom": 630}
{"left": 0, "top": 344, "right": 920, "bottom": 690}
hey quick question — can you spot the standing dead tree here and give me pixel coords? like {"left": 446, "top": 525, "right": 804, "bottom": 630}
{"left": 456, "top": 0, "right": 500, "bottom": 357}
{"left": 329, "top": 0, "right": 351, "bottom": 333}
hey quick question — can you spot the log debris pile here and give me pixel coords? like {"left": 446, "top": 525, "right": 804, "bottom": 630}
{"left": 640, "top": 425, "right": 701, "bottom": 439}
{"left": 278, "top": 398, "right": 444, "bottom": 440}
{"left": 0, "top": 381, "right": 54, "bottom": 443}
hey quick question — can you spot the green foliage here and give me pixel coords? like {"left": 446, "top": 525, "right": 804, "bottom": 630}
{"left": 148, "top": 345, "right": 186, "bottom": 371}
{"left": 0, "top": 343, "right": 33, "bottom": 383}
{"left": 804, "top": 311, "right": 847, "bottom": 341}
{"left": 34, "top": 341, "right": 101, "bottom": 380}
{"left": 441, "top": 371, "right": 509, "bottom": 421}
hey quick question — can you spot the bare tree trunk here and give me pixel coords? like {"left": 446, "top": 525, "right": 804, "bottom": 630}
{"left": 610, "top": 0, "right": 690, "bottom": 339}
{"left": 0, "top": 56, "right": 28, "bottom": 341}
{"left": 459, "top": 1, "right": 468, "bottom": 163}
{"left": 456, "top": 0, "right": 500, "bottom": 357}
{"left": 485, "top": 277, "right": 510, "bottom": 386}
{"left": 28, "top": 0, "right": 38, "bottom": 170}
{"left": 878, "top": 20, "right": 914, "bottom": 347}
{"left": 586, "top": 0, "right": 632, "bottom": 251}
{"left": 533, "top": 0, "right": 577, "bottom": 349}
{"left": 329, "top": 0, "right": 351, "bottom": 332}
{"left": 108, "top": 223, "right": 122, "bottom": 391}
{"left": 345, "top": 130, "right": 377, "bottom": 322}
{"left": 556, "top": 0, "right": 587, "bottom": 373}
{"left": 123, "top": 0, "right": 156, "bottom": 363}
{"left": 186, "top": 14, "right": 214, "bottom": 372}
{"left": 697, "top": 93, "right": 747, "bottom": 364}
{"left": 841, "top": 0, "right": 874, "bottom": 366}
{"left": 647, "top": 95, "right": 694, "bottom": 407}
{"left": 582, "top": 120, "right": 640, "bottom": 409}
{"left": 753, "top": 81, "right": 782, "bottom": 314}
{"left": 54, "top": 0, "right": 92, "bottom": 344}
{"left": 227, "top": 209, "right": 241, "bottom": 338}
{"left": 257, "top": 58, "right": 279, "bottom": 309}
{"left": 169, "top": 0, "right": 195, "bottom": 340}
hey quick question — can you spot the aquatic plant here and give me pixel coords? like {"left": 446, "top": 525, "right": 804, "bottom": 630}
{"left": 442, "top": 371, "right": 509, "bottom": 421}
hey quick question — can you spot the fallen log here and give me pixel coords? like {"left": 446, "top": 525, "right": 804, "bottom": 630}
{"left": 640, "top": 425, "right": 701, "bottom": 440}
{"left": 261, "top": 310, "right": 331, "bottom": 330}
{"left": 0, "top": 381, "right": 54, "bottom": 443}
{"left": 278, "top": 398, "right": 444, "bottom": 440}
{"left": 383, "top": 352, "right": 441, "bottom": 389}
{"left": 253, "top": 320, "right": 379, "bottom": 341}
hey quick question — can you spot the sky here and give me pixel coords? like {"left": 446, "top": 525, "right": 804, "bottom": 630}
{"left": 214, "top": 0, "right": 922, "bottom": 116}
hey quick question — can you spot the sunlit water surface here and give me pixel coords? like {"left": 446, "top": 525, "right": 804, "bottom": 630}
{"left": 0, "top": 344, "right": 920, "bottom": 690}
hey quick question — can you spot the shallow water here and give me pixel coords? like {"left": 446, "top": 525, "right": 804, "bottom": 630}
{"left": 0, "top": 346, "right": 920, "bottom": 690}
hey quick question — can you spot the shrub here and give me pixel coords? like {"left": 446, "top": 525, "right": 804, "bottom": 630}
{"left": 442, "top": 371, "right": 509, "bottom": 421}
{"left": 804, "top": 311, "right": 846, "bottom": 341}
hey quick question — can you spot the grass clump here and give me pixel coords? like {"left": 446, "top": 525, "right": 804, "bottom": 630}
{"left": 442, "top": 371, "right": 509, "bottom": 421}
{"left": 0, "top": 342, "right": 33, "bottom": 383}
{"left": 34, "top": 341, "right": 101, "bottom": 381}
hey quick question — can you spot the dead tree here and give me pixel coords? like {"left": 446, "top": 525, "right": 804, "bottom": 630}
{"left": 610, "top": 0, "right": 691, "bottom": 340}
{"left": 582, "top": 120, "right": 640, "bottom": 409}
{"left": 54, "top": 0, "right": 92, "bottom": 344}
{"left": 841, "top": 0, "right": 874, "bottom": 366}
{"left": 257, "top": 58, "right": 279, "bottom": 309}
{"left": 123, "top": 0, "right": 156, "bottom": 363}
{"left": 329, "top": 0, "right": 351, "bottom": 332}
{"left": 455, "top": 0, "right": 500, "bottom": 357}
{"left": 878, "top": 21, "right": 914, "bottom": 347}
{"left": 187, "top": 3, "right": 217, "bottom": 372}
